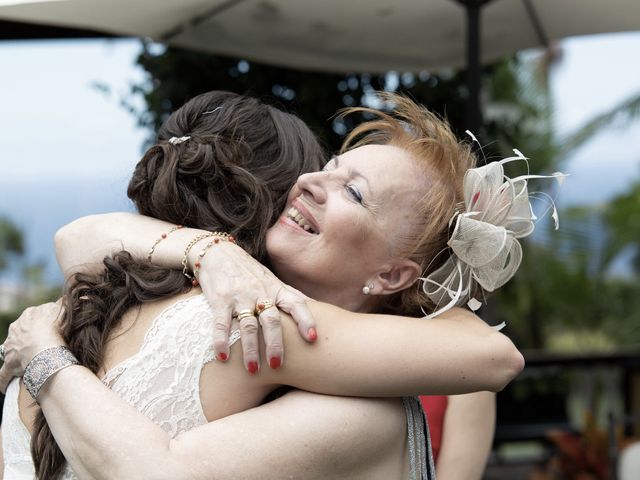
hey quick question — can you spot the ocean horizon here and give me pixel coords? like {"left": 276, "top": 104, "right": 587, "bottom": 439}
{"left": 0, "top": 175, "right": 134, "bottom": 284}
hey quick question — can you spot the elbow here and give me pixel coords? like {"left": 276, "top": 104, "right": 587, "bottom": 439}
{"left": 54, "top": 218, "right": 86, "bottom": 276}
{"left": 54, "top": 214, "right": 101, "bottom": 257}
{"left": 54, "top": 215, "right": 98, "bottom": 277}
{"left": 54, "top": 219, "right": 77, "bottom": 256}
{"left": 136, "top": 440, "right": 206, "bottom": 480}
{"left": 488, "top": 334, "right": 525, "bottom": 392}
{"left": 54, "top": 212, "right": 128, "bottom": 277}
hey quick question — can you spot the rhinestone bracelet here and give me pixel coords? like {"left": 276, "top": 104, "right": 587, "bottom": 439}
{"left": 23, "top": 345, "right": 79, "bottom": 401}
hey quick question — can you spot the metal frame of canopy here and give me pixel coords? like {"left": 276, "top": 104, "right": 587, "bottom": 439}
{"left": 455, "top": 0, "right": 550, "bottom": 131}
{"left": 0, "top": 18, "right": 114, "bottom": 39}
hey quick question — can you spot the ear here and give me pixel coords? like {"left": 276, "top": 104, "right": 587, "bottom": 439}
{"left": 373, "top": 258, "right": 421, "bottom": 295}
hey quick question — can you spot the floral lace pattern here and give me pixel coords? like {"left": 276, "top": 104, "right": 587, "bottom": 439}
{"left": 2, "top": 294, "right": 238, "bottom": 478}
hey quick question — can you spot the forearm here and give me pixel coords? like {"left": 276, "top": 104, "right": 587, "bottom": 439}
{"left": 436, "top": 392, "right": 496, "bottom": 480}
{"left": 39, "top": 369, "right": 394, "bottom": 480}
{"left": 268, "top": 303, "right": 524, "bottom": 396}
{"left": 54, "top": 212, "right": 208, "bottom": 278}
{"left": 38, "top": 366, "right": 179, "bottom": 480}
{"left": 0, "top": 426, "right": 4, "bottom": 480}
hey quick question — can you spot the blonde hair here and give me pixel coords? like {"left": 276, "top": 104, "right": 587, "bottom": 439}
{"left": 340, "top": 93, "right": 477, "bottom": 316}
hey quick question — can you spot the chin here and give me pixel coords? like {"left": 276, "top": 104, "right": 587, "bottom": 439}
{"left": 266, "top": 227, "right": 295, "bottom": 277}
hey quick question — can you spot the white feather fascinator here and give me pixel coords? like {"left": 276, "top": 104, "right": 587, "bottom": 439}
{"left": 421, "top": 141, "right": 566, "bottom": 321}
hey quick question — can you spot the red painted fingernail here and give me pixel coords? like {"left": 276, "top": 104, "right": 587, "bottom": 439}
{"left": 269, "top": 357, "right": 281, "bottom": 369}
{"left": 217, "top": 352, "right": 228, "bottom": 362}
{"left": 307, "top": 327, "right": 317, "bottom": 342}
{"left": 248, "top": 361, "right": 259, "bottom": 375}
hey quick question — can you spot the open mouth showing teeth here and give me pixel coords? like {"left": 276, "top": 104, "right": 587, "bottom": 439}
{"left": 287, "top": 207, "right": 317, "bottom": 234}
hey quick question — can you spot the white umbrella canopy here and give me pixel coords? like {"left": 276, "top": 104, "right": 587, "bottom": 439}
{"left": 1, "top": 0, "right": 639, "bottom": 74}
{"left": 3, "top": 0, "right": 640, "bottom": 130}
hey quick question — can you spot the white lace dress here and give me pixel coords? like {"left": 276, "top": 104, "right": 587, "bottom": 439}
{"left": 2, "top": 294, "right": 240, "bottom": 479}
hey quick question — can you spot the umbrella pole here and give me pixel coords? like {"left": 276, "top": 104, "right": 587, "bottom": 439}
{"left": 456, "top": 0, "right": 492, "bottom": 133}
{"left": 466, "top": 1, "right": 481, "bottom": 132}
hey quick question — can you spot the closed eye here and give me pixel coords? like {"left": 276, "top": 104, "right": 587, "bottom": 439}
{"left": 346, "top": 184, "right": 363, "bottom": 203}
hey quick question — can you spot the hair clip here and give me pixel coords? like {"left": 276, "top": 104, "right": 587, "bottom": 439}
{"left": 168, "top": 136, "right": 191, "bottom": 145}
{"left": 202, "top": 106, "right": 222, "bottom": 115}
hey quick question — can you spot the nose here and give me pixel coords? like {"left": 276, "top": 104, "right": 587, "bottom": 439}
{"left": 296, "top": 171, "right": 328, "bottom": 204}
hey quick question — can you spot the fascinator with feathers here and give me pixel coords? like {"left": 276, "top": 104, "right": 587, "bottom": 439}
{"left": 421, "top": 132, "right": 566, "bottom": 324}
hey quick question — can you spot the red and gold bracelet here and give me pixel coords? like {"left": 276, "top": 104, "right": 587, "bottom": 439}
{"left": 181, "top": 232, "right": 236, "bottom": 286}
{"left": 192, "top": 233, "right": 237, "bottom": 283}
{"left": 147, "top": 225, "right": 183, "bottom": 262}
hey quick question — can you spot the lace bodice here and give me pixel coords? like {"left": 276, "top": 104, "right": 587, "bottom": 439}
{"left": 2, "top": 294, "right": 239, "bottom": 479}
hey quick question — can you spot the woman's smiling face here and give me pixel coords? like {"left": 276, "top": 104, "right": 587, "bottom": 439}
{"left": 266, "top": 144, "right": 424, "bottom": 309}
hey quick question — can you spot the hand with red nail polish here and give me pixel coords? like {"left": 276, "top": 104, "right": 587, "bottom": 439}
{"left": 247, "top": 361, "right": 259, "bottom": 375}
{"left": 194, "top": 240, "right": 317, "bottom": 374}
{"left": 269, "top": 357, "right": 282, "bottom": 369}
{"left": 307, "top": 327, "right": 318, "bottom": 342}
{"left": 273, "top": 285, "right": 318, "bottom": 343}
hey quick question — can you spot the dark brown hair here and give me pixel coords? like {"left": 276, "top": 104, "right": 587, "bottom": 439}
{"left": 31, "top": 91, "right": 325, "bottom": 479}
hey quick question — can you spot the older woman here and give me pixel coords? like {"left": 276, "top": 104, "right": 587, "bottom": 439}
{"left": 0, "top": 92, "right": 532, "bottom": 479}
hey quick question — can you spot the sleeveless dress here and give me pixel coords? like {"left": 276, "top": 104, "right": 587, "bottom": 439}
{"left": 2, "top": 294, "right": 435, "bottom": 479}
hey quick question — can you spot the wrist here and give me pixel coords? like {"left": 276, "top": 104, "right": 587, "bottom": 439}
{"left": 23, "top": 345, "right": 79, "bottom": 401}
{"left": 21, "top": 336, "right": 66, "bottom": 371}
{"left": 36, "top": 363, "right": 84, "bottom": 404}
{"left": 186, "top": 233, "right": 239, "bottom": 285}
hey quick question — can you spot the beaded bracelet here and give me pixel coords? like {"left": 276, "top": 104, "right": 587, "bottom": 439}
{"left": 192, "top": 233, "right": 237, "bottom": 282}
{"left": 23, "top": 345, "right": 79, "bottom": 401}
{"left": 181, "top": 232, "right": 215, "bottom": 285}
{"left": 148, "top": 225, "right": 183, "bottom": 262}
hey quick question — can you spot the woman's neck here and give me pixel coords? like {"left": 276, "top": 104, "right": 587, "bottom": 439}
{"left": 297, "top": 282, "right": 381, "bottom": 313}
{"left": 270, "top": 260, "right": 380, "bottom": 313}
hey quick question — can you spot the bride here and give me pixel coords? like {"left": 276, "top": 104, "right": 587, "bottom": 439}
{"left": 0, "top": 91, "right": 537, "bottom": 479}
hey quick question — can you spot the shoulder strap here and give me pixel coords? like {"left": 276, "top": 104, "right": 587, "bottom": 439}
{"left": 402, "top": 396, "right": 436, "bottom": 480}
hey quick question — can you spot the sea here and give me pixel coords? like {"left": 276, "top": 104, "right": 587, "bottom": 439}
{"left": 0, "top": 175, "right": 134, "bottom": 285}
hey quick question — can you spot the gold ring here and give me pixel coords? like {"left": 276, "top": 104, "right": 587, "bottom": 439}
{"left": 255, "top": 299, "right": 276, "bottom": 316}
{"left": 234, "top": 309, "right": 255, "bottom": 322}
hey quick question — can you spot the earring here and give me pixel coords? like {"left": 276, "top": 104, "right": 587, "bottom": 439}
{"left": 362, "top": 283, "right": 374, "bottom": 295}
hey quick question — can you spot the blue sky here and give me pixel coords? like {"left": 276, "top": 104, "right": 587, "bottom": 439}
{"left": 551, "top": 33, "right": 640, "bottom": 206}
{"left": 0, "top": 33, "right": 639, "bottom": 283}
